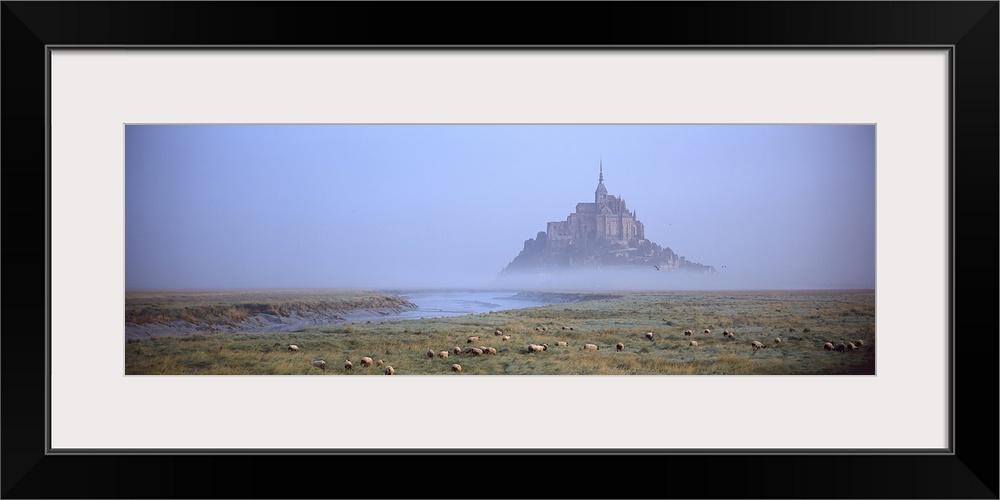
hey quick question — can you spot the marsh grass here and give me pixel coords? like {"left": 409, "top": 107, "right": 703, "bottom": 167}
{"left": 125, "top": 290, "right": 876, "bottom": 375}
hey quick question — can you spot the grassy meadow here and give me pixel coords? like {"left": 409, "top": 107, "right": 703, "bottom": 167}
{"left": 124, "top": 289, "right": 875, "bottom": 375}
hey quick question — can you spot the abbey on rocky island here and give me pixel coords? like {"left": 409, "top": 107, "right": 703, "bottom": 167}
{"left": 500, "top": 164, "right": 715, "bottom": 274}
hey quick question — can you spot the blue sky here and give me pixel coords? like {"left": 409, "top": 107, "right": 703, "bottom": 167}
{"left": 124, "top": 124, "right": 876, "bottom": 290}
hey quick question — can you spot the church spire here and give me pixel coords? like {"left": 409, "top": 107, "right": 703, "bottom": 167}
{"left": 595, "top": 159, "right": 608, "bottom": 203}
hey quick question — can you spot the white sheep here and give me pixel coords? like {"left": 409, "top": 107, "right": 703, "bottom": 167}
{"left": 562, "top": 326, "right": 571, "bottom": 330}
{"left": 376, "top": 359, "right": 385, "bottom": 367}
{"left": 453, "top": 346, "right": 462, "bottom": 354}
{"left": 438, "top": 351, "right": 449, "bottom": 359}
{"left": 501, "top": 335, "right": 511, "bottom": 342}
{"left": 645, "top": 332, "right": 654, "bottom": 341}
{"left": 684, "top": 329, "right": 693, "bottom": 336}
{"left": 451, "top": 364, "right": 462, "bottom": 373}
{"left": 360, "top": 356, "right": 373, "bottom": 368}
{"left": 722, "top": 329, "right": 730, "bottom": 336}
{"left": 689, "top": 340, "right": 699, "bottom": 347}
{"left": 287, "top": 344, "right": 299, "bottom": 352}
{"left": 555, "top": 341, "right": 568, "bottom": 347}
{"left": 823, "top": 342, "right": 834, "bottom": 351}
{"left": 311, "top": 359, "right": 326, "bottom": 371}
{"left": 384, "top": 365, "right": 395, "bottom": 375}
{"left": 847, "top": 342, "right": 858, "bottom": 351}
{"left": 774, "top": 337, "right": 781, "bottom": 345}
{"left": 483, "top": 347, "right": 497, "bottom": 355}
{"left": 726, "top": 332, "right": 735, "bottom": 339}
{"left": 495, "top": 329, "right": 503, "bottom": 336}
{"left": 467, "top": 336, "right": 480, "bottom": 343}
{"left": 751, "top": 341, "right": 765, "bottom": 350}
{"left": 703, "top": 329, "right": 712, "bottom": 335}
{"left": 583, "top": 343, "right": 599, "bottom": 351}
{"left": 527, "top": 344, "right": 548, "bottom": 353}
{"left": 834, "top": 343, "right": 846, "bottom": 352}
{"left": 426, "top": 349, "right": 435, "bottom": 358}
{"left": 344, "top": 359, "right": 353, "bottom": 370}
{"left": 616, "top": 342, "right": 624, "bottom": 351}
{"left": 856, "top": 339, "right": 864, "bottom": 347}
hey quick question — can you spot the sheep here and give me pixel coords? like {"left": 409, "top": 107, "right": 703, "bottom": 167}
{"left": 583, "top": 343, "right": 599, "bottom": 351}
{"left": 311, "top": 359, "right": 326, "bottom": 371}
{"left": 541, "top": 326, "right": 548, "bottom": 332}
{"left": 722, "top": 329, "right": 730, "bottom": 337}
{"left": 426, "top": 349, "right": 436, "bottom": 358}
{"left": 494, "top": 329, "right": 503, "bottom": 336}
{"left": 287, "top": 344, "right": 299, "bottom": 352}
{"left": 834, "top": 343, "right": 846, "bottom": 352}
{"left": 774, "top": 337, "right": 781, "bottom": 345}
{"left": 453, "top": 346, "right": 463, "bottom": 354}
{"left": 483, "top": 347, "right": 497, "bottom": 355}
{"left": 438, "top": 351, "right": 449, "bottom": 359}
{"left": 467, "top": 336, "right": 480, "bottom": 343}
{"left": 384, "top": 365, "right": 394, "bottom": 375}
{"left": 726, "top": 332, "right": 735, "bottom": 339}
{"left": 527, "top": 344, "right": 548, "bottom": 353}
{"left": 703, "top": 329, "right": 712, "bottom": 335}
{"left": 847, "top": 342, "right": 858, "bottom": 351}
{"left": 501, "top": 335, "right": 511, "bottom": 342}
{"left": 376, "top": 359, "right": 385, "bottom": 367}
{"left": 751, "top": 341, "right": 765, "bottom": 350}
{"left": 451, "top": 364, "right": 462, "bottom": 373}
{"left": 645, "top": 332, "right": 654, "bottom": 341}
{"left": 534, "top": 327, "right": 541, "bottom": 331}
{"left": 856, "top": 339, "right": 864, "bottom": 347}
{"left": 684, "top": 329, "right": 693, "bottom": 336}
{"left": 562, "top": 326, "right": 571, "bottom": 330}
{"left": 616, "top": 342, "right": 624, "bottom": 351}
{"left": 360, "top": 356, "right": 373, "bottom": 368}
{"left": 555, "top": 341, "right": 568, "bottom": 347}
{"left": 689, "top": 340, "right": 699, "bottom": 347}
{"left": 823, "top": 342, "right": 834, "bottom": 351}
{"left": 344, "top": 359, "right": 353, "bottom": 370}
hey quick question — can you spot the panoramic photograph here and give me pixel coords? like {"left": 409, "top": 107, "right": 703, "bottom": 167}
{"left": 124, "top": 124, "right": 876, "bottom": 375}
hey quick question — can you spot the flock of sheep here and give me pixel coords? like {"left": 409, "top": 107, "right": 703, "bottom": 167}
{"left": 286, "top": 326, "right": 869, "bottom": 374}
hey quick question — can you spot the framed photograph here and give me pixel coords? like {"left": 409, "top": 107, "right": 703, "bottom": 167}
{"left": 4, "top": 2, "right": 996, "bottom": 498}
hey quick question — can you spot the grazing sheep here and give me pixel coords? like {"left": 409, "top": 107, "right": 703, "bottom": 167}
{"left": 534, "top": 327, "right": 541, "bottom": 331}
{"left": 616, "top": 342, "right": 624, "bottom": 351}
{"left": 689, "top": 340, "right": 699, "bottom": 347}
{"left": 311, "top": 359, "right": 326, "bottom": 371}
{"left": 835, "top": 343, "right": 846, "bottom": 352}
{"left": 467, "top": 336, "right": 480, "bottom": 343}
{"left": 501, "top": 335, "right": 511, "bottom": 342}
{"left": 376, "top": 359, "right": 385, "bottom": 367}
{"left": 847, "top": 342, "right": 858, "bottom": 351}
{"left": 684, "top": 330, "right": 693, "bottom": 336}
{"left": 774, "top": 337, "right": 781, "bottom": 345}
{"left": 703, "top": 329, "right": 711, "bottom": 335}
{"left": 483, "top": 347, "right": 497, "bottom": 355}
{"left": 287, "top": 344, "right": 299, "bottom": 352}
{"left": 453, "top": 346, "right": 462, "bottom": 354}
{"left": 722, "top": 329, "right": 730, "bottom": 336}
{"left": 751, "top": 341, "right": 765, "bottom": 350}
{"left": 344, "top": 359, "right": 353, "bottom": 370}
{"left": 726, "top": 332, "right": 735, "bottom": 339}
{"left": 569, "top": 327, "right": 575, "bottom": 330}
{"left": 527, "top": 344, "right": 548, "bottom": 353}
{"left": 451, "top": 364, "right": 462, "bottom": 373}
{"left": 541, "top": 326, "right": 548, "bottom": 332}
{"left": 823, "top": 342, "right": 834, "bottom": 351}
{"left": 562, "top": 326, "right": 571, "bottom": 330}
{"left": 360, "top": 356, "right": 373, "bottom": 368}
{"left": 583, "top": 343, "right": 599, "bottom": 351}
{"left": 495, "top": 329, "right": 503, "bottom": 336}
{"left": 645, "top": 332, "right": 654, "bottom": 341}
{"left": 426, "top": 349, "right": 436, "bottom": 358}
{"left": 856, "top": 339, "right": 864, "bottom": 347}
{"left": 438, "top": 351, "right": 449, "bottom": 359}
{"left": 555, "top": 341, "right": 568, "bottom": 347}
{"left": 384, "top": 365, "right": 394, "bottom": 375}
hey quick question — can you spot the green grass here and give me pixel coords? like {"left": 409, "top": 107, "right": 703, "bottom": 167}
{"left": 125, "top": 289, "right": 876, "bottom": 375}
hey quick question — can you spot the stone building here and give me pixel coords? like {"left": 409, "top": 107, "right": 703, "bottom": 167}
{"left": 500, "top": 164, "right": 715, "bottom": 275}
{"left": 545, "top": 164, "right": 645, "bottom": 248}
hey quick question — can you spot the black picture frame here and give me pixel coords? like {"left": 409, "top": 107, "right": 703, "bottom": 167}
{"left": 3, "top": 2, "right": 996, "bottom": 498}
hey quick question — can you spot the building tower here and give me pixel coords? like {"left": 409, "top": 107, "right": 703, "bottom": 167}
{"left": 595, "top": 161, "right": 608, "bottom": 205}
